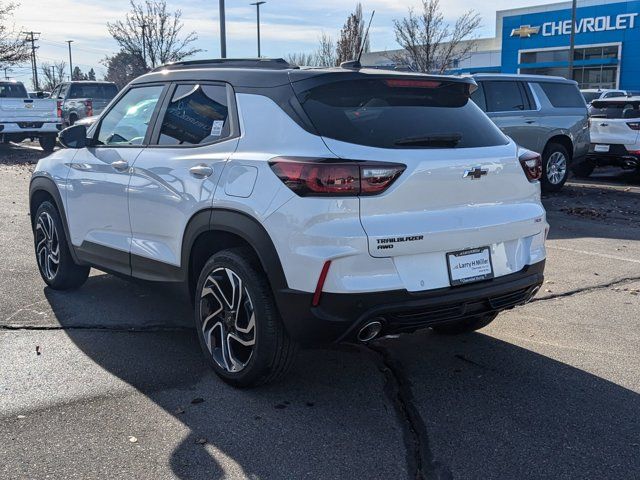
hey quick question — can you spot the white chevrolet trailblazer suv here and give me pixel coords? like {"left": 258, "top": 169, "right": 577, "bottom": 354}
{"left": 30, "top": 59, "right": 547, "bottom": 387}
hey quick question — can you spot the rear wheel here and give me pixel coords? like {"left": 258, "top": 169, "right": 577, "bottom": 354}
{"left": 432, "top": 313, "right": 498, "bottom": 335}
{"left": 541, "top": 143, "right": 570, "bottom": 192}
{"left": 38, "top": 135, "right": 56, "bottom": 153}
{"left": 194, "top": 248, "right": 298, "bottom": 388}
{"left": 34, "top": 201, "right": 89, "bottom": 290}
{"left": 571, "top": 160, "right": 595, "bottom": 178}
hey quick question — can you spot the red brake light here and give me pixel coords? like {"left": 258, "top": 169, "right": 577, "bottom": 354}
{"left": 518, "top": 149, "right": 542, "bottom": 182}
{"left": 269, "top": 158, "right": 405, "bottom": 197}
{"left": 84, "top": 99, "right": 93, "bottom": 117}
{"left": 56, "top": 100, "right": 62, "bottom": 118}
{"left": 627, "top": 122, "right": 640, "bottom": 130}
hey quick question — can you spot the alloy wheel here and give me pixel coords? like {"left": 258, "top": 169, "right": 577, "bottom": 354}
{"left": 35, "top": 211, "right": 60, "bottom": 281}
{"left": 199, "top": 267, "right": 256, "bottom": 373}
{"left": 546, "top": 151, "right": 567, "bottom": 185}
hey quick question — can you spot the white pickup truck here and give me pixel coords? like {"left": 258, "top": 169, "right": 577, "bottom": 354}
{"left": 0, "top": 81, "right": 61, "bottom": 152}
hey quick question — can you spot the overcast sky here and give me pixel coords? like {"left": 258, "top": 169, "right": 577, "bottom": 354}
{"left": 9, "top": 0, "right": 559, "bottom": 85}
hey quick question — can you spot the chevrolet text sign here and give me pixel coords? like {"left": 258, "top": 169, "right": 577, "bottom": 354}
{"left": 542, "top": 13, "right": 638, "bottom": 36}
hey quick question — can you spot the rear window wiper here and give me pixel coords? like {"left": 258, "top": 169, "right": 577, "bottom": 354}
{"left": 394, "top": 133, "right": 462, "bottom": 147}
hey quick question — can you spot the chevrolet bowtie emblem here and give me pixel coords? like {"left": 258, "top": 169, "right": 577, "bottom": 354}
{"left": 463, "top": 167, "right": 488, "bottom": 180}
{"left": 511, "top": 25, "right": 540, "bottom": 38}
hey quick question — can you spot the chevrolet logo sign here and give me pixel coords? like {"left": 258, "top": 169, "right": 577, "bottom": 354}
{"left": 463, "top": 167, "right": 488, "bottom": 180}
{"left": 511, "top": 25, "right": 540, "bottom": 38}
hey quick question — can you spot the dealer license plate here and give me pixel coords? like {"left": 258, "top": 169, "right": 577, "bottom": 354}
{"left": 446, "top": 247, "right": 494, "bottom": 286}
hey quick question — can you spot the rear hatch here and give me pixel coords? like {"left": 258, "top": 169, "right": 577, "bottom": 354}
{"left": 590, "top": 99, "right": 640, "bottom": 145}
{"left": 0, "top": 82, "right": 56, "bottom": 121}
{"left": 292, "top": 72, "right": 545, "bottom": 269}
{"left": 68, "top": 83, "right": 118, "bottom": 114}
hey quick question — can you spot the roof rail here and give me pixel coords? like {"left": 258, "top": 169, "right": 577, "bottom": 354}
{"left": 151, "top": 58, "right": 296, "bottom": 72}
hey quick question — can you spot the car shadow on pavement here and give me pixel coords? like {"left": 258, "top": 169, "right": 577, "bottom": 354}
{"left": 41, "top": 273, "right": 640, "bottom": 479}
{"left": 42, "top": 274, "right": 408, "bottom": 479}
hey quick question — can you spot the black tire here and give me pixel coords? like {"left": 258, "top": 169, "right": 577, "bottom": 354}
{"left": 432, "top": 312, "right": 499, "bottom": 335}
{"left": 38, "top": 135, "right": 56, "bottom": 153}
{"left": 194, "top": 247, "right": 298, "bottom": 388}
{"left": 541, "top": 143, "right": 570, "bottom": 192}
{"left": 33, "top": 201, "right": 89, "bottom": 290}
{"left": 571, "top": 159, "right": 595, "bottom": 178}
{"left": 69, "top": 114, "right": 78, "bottom": 126}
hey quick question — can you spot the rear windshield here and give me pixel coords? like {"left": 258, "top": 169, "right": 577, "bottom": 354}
{"left": 590, "top": 101, "right": 640, "bottom": 119}
{"left": 539, "top": 82, "right": 585, "bottom": 108}
{"left": 0, "top": 82, "right": 28, "bottom": 98}
{"left": 295, "top": 78, "right": 508, "bottom": 149}
{"left": 581, "top": 91, "right": 600, "bottom": 104}
{"left": 69, "top": 83, "right": 118, "bottom": 100}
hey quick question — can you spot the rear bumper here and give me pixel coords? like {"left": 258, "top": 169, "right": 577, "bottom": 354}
{"left": 276, "top": 260, "right": 545, "bottom": 345}
{"left": 0, "top": 122, "right": 61, "bottom": 135}
{"left": 586, "top": 143, "right": 640, "bottom": 168}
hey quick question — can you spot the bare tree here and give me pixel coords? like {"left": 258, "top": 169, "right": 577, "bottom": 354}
{"left": 336, "top": 3, "right": 369, "bottom": 65}
{"left": 40, "top": 61, "right": 67, "bottom": 91}
{"left": 103, "top": 50, "right": 148, "bottom": 89}
{"left": 0, "top": 1, "right": 29, "bottom": 66}
{"left": 107, "top": 0, "right": 202, "bottom": 70}
{"left": 285, "top": 52, "right": 316, "bottom": 67}
{"left": 315, "top": 32, "right": 337, "bottom": 67}
{"left": 392, "top": 0, "right": 480, "bottom": 73}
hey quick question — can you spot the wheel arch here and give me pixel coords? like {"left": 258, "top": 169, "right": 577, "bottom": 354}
{"left": 544, "top": 134, "right": 574, "bottom": 162}
{"left": 29, "top": 176, "right": 80, "bottom": 264}
{"left": 182, "top": 209, "right": 289, "bottom": 304}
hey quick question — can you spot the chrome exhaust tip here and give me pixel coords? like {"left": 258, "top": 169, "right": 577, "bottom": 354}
{"left": 527, "top": 285, "right": 541, "bottom": 302}
{"left": 357, "top": 320, "right": 383, "bottom": 342}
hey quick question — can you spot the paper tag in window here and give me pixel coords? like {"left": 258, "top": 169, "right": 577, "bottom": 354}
{"left": 211, "top": 120, "right": 224, "bottom": 137}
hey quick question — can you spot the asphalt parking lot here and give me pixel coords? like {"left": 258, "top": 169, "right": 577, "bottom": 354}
{"left": 1, "top": 142, "right": 639, "bottom": 479}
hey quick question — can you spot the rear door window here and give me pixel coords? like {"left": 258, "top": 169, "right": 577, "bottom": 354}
{"left": 294, "top": 77, "right": 507, "bottom": 149}
{"left": 157, "top": 84, "right": 230, "bottom": 146}
{"left": 538, "top": 82, "right": 586, "bottom": 108}
{"left": 483, "top": 81, "right": 529, "bottom": 112}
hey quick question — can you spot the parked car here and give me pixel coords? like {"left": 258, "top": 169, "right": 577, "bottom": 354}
{"left": 0, "top": 80, "right": 60, "bottom": 151}
{"left": 30, "top": 59, "right": 547, "bottom": 387}
{"left": 471, "top": 73, "right": 590, "bottom": 192}
{"left": 581, "top": 88, "right": 628, "bottom": 104}
{"left": 575, "top": 96, "right": 640, "bottom": 177}
{"left": 50, "top": 81, "right": 118, "bottom": 126}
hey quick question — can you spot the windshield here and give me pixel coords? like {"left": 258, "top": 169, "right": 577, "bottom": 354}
{"left": 581, "top": 91, "right": 600, "bottom": 104}
{"left": 0, "top": 83, "right": 28, "bottom": 98}
{"left": 69, "top": 83, "right": 118, "bottom": 100}
{"left": 295, "top": 77, "right": 508, "bottom": 149}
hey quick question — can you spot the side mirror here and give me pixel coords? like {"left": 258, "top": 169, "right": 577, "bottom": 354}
{"left": 58, "top": 124, "right": 89, "bottom": 149}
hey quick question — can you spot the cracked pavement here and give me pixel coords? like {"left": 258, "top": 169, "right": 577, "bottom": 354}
{"left": 1, "top": 144, "right": 639, "bottom": 479}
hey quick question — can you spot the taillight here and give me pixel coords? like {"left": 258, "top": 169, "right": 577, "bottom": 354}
{"left": 627, "top": 122, "right": 640, "bottom": 130}
{"left": 56, "top": 100, "right": 62, "bottom": 118}
{"left": 84, "top": 100, "right": 93, "bottom": 117}
{"left": 518, "top": 149, "right": 542, "bottom": 182}
{"left": 269, "top": 158, "right": 405, "bottom": 197}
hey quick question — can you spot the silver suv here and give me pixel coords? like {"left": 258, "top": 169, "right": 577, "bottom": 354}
{"left": 471, "top": 74, "right": 590, "bottom": 192}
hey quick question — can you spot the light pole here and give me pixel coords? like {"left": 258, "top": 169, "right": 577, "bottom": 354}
{"left": 66, "top": 40, "right": 74, "bottom": 80}
{"left": 567, "top": 0, "right": 577, "bottom": 82}
{"left": 219, "top": 0, "right": 227, "bottom": 58}
{"left": 250, "top": 1, "right": 266, "bottom": 57}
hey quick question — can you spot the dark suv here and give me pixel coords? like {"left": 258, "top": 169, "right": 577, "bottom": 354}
{"left": 50, "top": 81, "right": 119, "bottom": 126}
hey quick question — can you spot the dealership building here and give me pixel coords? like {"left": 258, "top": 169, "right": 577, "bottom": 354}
{"left": 362, "top": 0, "right": 640, "bottom": 90}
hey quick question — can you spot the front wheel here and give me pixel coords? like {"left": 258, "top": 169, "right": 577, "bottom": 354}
{"left": 432, "top": 313, "right": 499, "bottom": 335}
{"left": 195, "top": 248, "right": 298, "bottom": 388}
{"left": 34, "top": 201, "right": 89, "bottom": 290}
{"left": 541, "top": 143, "right": 570, "bottom": 192}
{"left": 38, "top": 135, "right": 56, "bottom": 153}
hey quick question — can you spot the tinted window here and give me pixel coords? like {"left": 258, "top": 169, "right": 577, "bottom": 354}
{"left": 69, "top": 83, "right": 118, "bottom": 100}
{"left": 581, "top": 91, "right": 600, "bottom": 103}
{"left": 470, "top": 83, "right": 486, "bottom": 111}
{"left": 603, "top": 91, "right": 625, "bottom": 98}
{"left": 0, "top": 82, "right": 28, "bottom": 98}
{"left": 483, "top": 81, "right": 527, "bottom": 112}
{"left": 295, "top": 78, "right": 507, "bottom": 149}
{"left": 590, "top": 101, "right": 640, "bottom": 119}
{"left": 96, "top": 86, "right": 163, "bottom": 146}
{"left": 538, "top": 82, "right": 586, "bottom": 108}
{"left": 158, "top": 84, "right": 230, "bottom": 146}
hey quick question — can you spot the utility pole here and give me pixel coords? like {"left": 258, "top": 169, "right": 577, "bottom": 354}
{"left": 66, "top": 40, "right": 74, "bottom": 80}
{"left": 219, "top": 0, "right": 227, "bottom": 58}
{"left": 22, "top": 31, "right": 41, "bottom": 90}
{"left": 250, "top": 2, "right": 266, "bottom": 57}
{"left": 567, "top": 0, "right": 577, "bottom": 82}
{"left": 3, "top": 67, "right": 10, "bottom": 80}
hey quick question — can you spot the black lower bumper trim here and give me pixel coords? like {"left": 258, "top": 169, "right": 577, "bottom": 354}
{"left": 275, "top": 261, "right": 545, "bottom": 345}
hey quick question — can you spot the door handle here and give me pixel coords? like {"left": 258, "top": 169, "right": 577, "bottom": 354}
{"left": 111, "top": 160, "right": 129, "bottom": 172}
{"left": 189, "top": 164, "right": 213, "bottom": 178}
{"left": 600, "top": 122, "right": 609, "bottom": 127}
{"left": 525, "top": 120, "right": 536, "bottom": 124}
